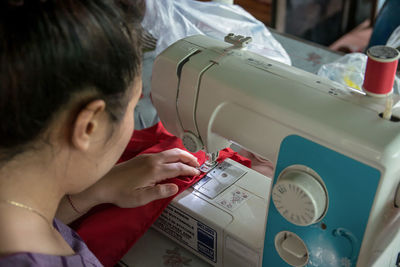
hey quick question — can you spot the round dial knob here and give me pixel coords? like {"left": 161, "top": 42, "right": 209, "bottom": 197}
{"left": 272, "top": 169, "right": 327, "bottom": 226}
{"left": 182, "top": 132, "right": 203, "bottom": 153}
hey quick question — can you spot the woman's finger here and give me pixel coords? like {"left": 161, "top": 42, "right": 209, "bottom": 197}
{"left": 154, "top": 162, "right": 200, "bottom": 182}
{"left": 159, "top": 148, "right": 200, "bottom": 167}
{"left": 125, "top": 184, "right": 179, "bottom": 207}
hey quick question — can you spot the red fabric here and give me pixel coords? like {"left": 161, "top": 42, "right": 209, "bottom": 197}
{"left": 71, "top": 122, "right": 251, "bottom": 267}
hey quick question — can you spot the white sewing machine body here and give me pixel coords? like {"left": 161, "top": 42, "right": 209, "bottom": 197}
{"left": 153, "top": 159, "right": 271, "bottom": 267}
{"left": 151, "top": 35, "right": 400, "bottom": 267}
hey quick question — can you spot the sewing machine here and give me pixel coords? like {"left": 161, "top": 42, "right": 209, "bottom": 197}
{"left": 150, "top": 34, "right": 400, "bottom": 267}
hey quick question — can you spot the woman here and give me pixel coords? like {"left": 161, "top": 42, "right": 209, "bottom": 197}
{"left": 0, "top": 0, "right": 200, "bottom": 265}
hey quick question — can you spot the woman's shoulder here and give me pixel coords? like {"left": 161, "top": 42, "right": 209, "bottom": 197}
{"left": 0, "top": 251, "right": 102, "bottom": 267}
{"left": 0, "top": 219, "right": 103, "bottom": 267}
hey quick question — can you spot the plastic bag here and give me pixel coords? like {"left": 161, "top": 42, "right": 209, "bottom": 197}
{"left": 135, "top": 0, "right": 292, "bottom": 130}
{"left": 317, "top": 52, "right": 400, "bottom": 94}
{"left": 141, "top": 0, "right": 291, "bottom": 65}
{"left": 387, "top": 25, "right": 400, "bottom": 49}
{"left": 318, "top": 26, "right": 400, "bottom": 94}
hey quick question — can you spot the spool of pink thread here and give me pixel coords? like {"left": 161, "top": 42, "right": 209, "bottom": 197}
{"left": 362, "top": 46, "right": 400, "bottom": 97}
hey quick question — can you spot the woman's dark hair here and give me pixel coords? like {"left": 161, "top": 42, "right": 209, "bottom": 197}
{"left": 0, "top": 0, "right": 142, "bottom": 156}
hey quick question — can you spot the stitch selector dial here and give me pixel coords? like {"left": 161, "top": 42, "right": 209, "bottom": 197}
{"left": 272, "top": 169, "right": 328, "bottom": 226}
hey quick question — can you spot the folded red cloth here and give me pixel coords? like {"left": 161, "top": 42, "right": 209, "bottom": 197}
{"left": 71, "top": 122, "right": 251, "bottom": 267}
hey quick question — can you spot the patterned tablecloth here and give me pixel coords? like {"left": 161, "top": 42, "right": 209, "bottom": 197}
{"left": 270, "top": 29, "right": 343, "bottom": 74}
{"left": 122, "top": 31, "right": 342, "bottom": 267}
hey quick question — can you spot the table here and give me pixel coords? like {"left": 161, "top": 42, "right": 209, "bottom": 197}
{"left": 270, "top": 28, "right": 343, "bottom": 73}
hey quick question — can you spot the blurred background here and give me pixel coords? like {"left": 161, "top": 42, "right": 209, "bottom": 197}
{"left": 198, "top": 0, "right": 388, "bottom": 53}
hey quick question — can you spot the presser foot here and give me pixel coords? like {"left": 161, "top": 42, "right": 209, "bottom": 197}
{"left": 198, "top": 160, "right": 218, "bottom": 173}
{"left": 198, "top": 152, "right": 220, "bottom": 172}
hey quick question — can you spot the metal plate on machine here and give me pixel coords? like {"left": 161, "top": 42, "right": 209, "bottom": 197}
{"left": 193, "top": 161, "right": 247, "bottom": 199}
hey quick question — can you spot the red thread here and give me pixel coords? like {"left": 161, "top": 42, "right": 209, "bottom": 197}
{"left": 363, "top": 46, "right": 399, "bottom": 96}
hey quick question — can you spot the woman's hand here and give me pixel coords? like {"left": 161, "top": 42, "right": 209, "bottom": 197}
{"left": 92, "top": 148, "right": 201, "bottom": 208}
{"left": 57, "top": 148, "right": 200, "bottom": 224}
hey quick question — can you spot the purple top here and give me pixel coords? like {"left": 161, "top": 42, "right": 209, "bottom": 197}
{"left": 0, "top": 219, "right": 103, "bottom": 266}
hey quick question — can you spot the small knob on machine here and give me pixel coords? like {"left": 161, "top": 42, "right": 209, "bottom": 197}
{"left": 272, "top": 169, "right": 328, "bottom": 226}
{"left": 182, "top": 132, "right": 203, "bottom": 153}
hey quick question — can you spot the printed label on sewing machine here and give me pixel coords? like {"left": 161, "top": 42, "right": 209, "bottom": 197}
{"left": 154, "top": 205, "right": 217, "bottom": 262}
{"left": 217, "top": 186, "right": 252, "bottom": 211}
{"left": 245, "top": 57, "right": 273, "bottom": 71}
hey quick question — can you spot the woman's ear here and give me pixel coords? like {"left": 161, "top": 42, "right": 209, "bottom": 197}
{"left": 71, "top": 100, "right": 106, "bottom": 151}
